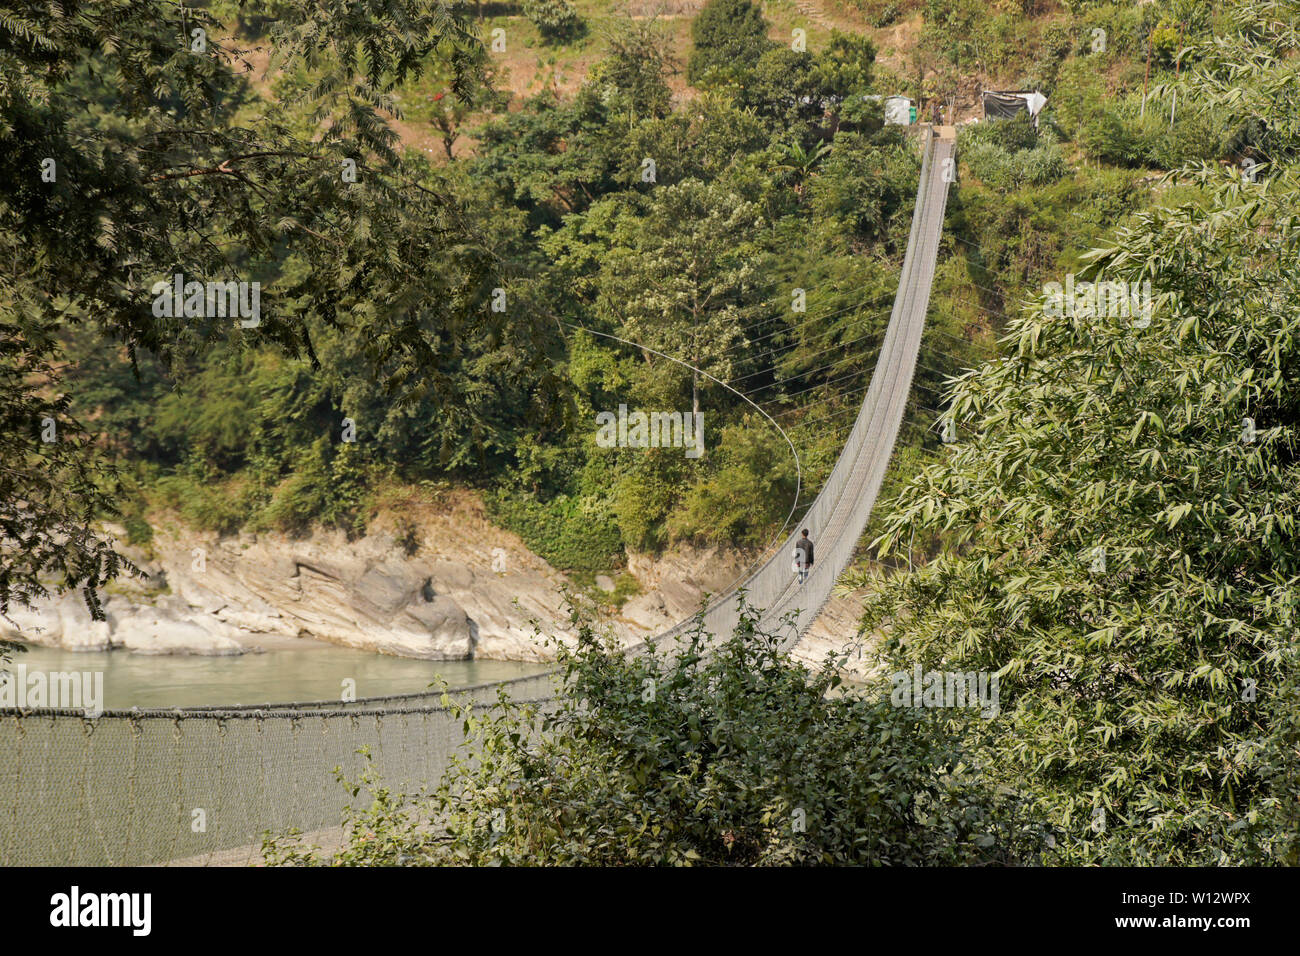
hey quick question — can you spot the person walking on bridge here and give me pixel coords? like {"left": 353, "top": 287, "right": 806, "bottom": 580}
{"left": 793, "top": 528, "right": 814, "bottom": 586}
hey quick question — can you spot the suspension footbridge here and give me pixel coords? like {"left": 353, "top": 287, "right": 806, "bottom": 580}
{"left": 0, "top": 126, "right": 955, "bottom": 866}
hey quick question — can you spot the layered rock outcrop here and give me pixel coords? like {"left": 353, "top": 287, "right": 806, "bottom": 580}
{"left": 1, "top": 491, "right": 865, "bottom": 670}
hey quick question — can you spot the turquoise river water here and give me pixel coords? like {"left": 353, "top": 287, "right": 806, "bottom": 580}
{"left": 6, "top": 640, "right": 547, "bottom": 709}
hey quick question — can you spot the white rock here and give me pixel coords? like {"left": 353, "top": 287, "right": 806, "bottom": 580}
{"left": 1, "top": 492, "right": 865, "bottom": 664}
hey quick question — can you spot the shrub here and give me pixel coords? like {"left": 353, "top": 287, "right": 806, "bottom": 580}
{"left": 852, "top": 167, "right": 1300, "bottom": 865}
{"left": 1142, "top": 107, "right": 1231, "bottom": 169}
{"left": 968, "top": 111, "right": 1040, "bottom": 153}
{"left": 846, "top": 0, "right": 906, "bottom": 26}
{"left": 152, "top": 469, "right": 256, "bottom": 537}
{"left": 395, "top": 517, "right": 421, "bottom": 557}
{"left": 609, "top": 462, "right": 679, "bottom": 553}
{"left": 872, "top": 3, "right": 901, "bottom": 28}
{"left": 260, "top": 440, "right": 373, "bottom": 539}
{"left": 523, "top": 0, "right": 584, "bottom": 44}
{"left": 668, "top": 420, "right": 798, "bottom": 549}
{"left": 960, "top": 121, "right": 1068, "bottom": 191}
{"left": 264, "top": 602, "right": 1051, "bottom": 866}
{"left": 487, "top": 488, "right": 624, "bottom": 572}
{"left": 1076, "top": 110, "right": 1145, "bottom": 167}
{"left": 123, "top": 515, "right": 154, "bottom": 547}
{"left": 1243, "top": 647, "right": 1300, "bottom": 864}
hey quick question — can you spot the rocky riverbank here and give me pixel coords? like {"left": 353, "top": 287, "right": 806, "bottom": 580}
{"left": 1, "top": 490, "right": 866, "bottom": 670}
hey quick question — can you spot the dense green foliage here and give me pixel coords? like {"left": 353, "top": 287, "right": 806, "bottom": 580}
{"left": 7, "top": 0, "right": 1293, "bottom": 623}
{"left": 0, "top": 0, "right": 559, "bottom": 616}
{"left": 959, "top": 114, "right": 1068, "bottom": 191}
{"left": 484, "top": 488, "right": 623, "bottom": 573}
{"left": 522, "top": 0, "right": 585, "bottom": 45}
{"left": 28, "top": 3, "right": 961, "bottom": 578}
{"left": 264, "top": 603, "right": 1048, "bottom": 866}
{"left": 687, "top": 0, "right": 774, "bottom": 87}
{"left": 850, "top": 1, "right": 1300, "bottom": 864}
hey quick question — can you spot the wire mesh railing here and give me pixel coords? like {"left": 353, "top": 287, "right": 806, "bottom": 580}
{"left": 0, "top": 677, "right": 557, "bottom": 866}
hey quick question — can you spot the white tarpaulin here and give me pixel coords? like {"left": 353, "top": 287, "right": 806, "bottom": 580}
{"left": 982, "top": 90, "right": 1048, "bottom": 120}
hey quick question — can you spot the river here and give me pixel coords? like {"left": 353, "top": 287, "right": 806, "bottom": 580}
{"left": 4, "top": 639, "right": 548, "bottom": 710}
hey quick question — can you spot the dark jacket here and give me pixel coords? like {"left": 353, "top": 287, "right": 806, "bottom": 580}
{"left": 795, "top": 537, "right": 814, "bottom": 566}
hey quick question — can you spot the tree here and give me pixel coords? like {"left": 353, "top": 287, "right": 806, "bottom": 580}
{"left": 409, "top": 54, "right": 507, "bottom": 161}
{"left": 851, "top": 162, "right": 1300, "bottom": 866}
{"left": 687, "top": 0, "right": 774, "bottom": 87}
{"left": 597, "top": 179, "right": 767, "bottom": 420}
{"left": 807, "top": 131, "right": 917, "bottom": 242}
{"left": 0, "top": 314, "right": 129, "bottom": 624}
{"left": 0, "top": 1, "right": 548, "bottom": 617}
{"left": 588, "top": 16, "right": 678, "bottom": 124}
{"left": 522, "top": 0, "right": 585, "bottom": 45}
{"left": 769, "top": 140, "right": 831, "bottom": 202}
{"left": 618, "top": 91, "right": 769, "bottom": 188}
{"left": 814, "top": 30, "right": 878, "bottom": 102}
{"left": 474, "top": 93, "right": 623, "bottom": 221}
{"left": 848, "top": 1, "right": 1300, "bottom": 864}
{"left": 737, "top": 48, "right": 825, "bottom": 132}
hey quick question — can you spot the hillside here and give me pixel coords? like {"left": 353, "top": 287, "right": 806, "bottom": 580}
{"left": 44, "top": 0, "right": 1212, "bottom": 597}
